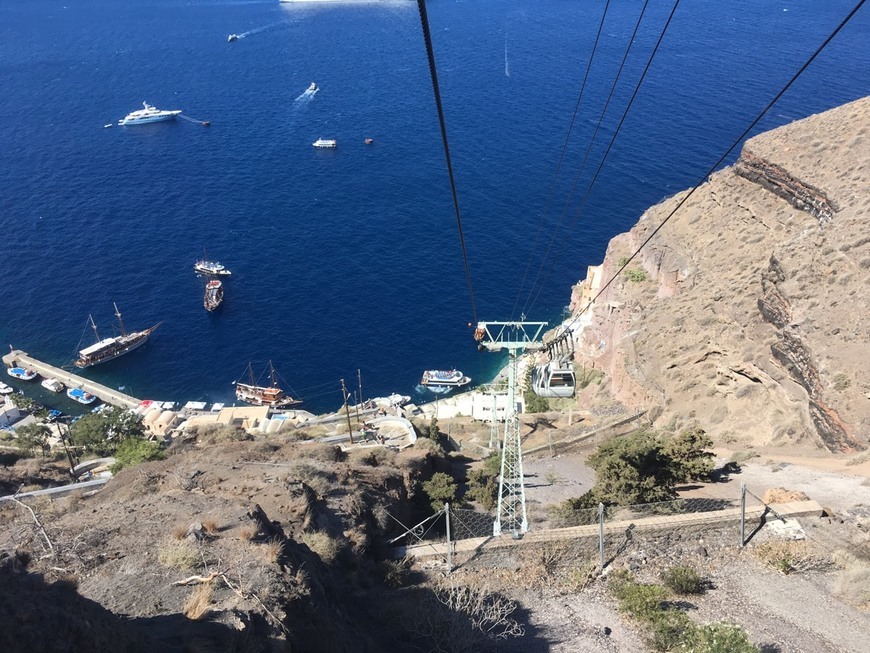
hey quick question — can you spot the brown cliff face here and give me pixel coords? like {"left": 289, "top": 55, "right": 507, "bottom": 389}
{"left": 571, "top": 97, "right": 870, "bottom": 453}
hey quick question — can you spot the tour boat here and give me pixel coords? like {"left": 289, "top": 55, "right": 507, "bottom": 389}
{"left": 194, "top": 259, "right": 232, "bottom": 276}
{"left": 228, "top": 34, "right": 239, "bottom": 42}
{"left": 74, "top": 304, "right": 159, "bottom": 368}
{"left": 312, "top": 138, "right": 337, "bottom": 149}
{"left": 420, "top": 369, "right": 471, "bottom": 389}
{"left": 41, "top": 378, "right": 65, "bottom": 393}
{"left": 67, "top": 387, "right": 98, "bottom": 405}
{"left": 204, "top": 279, "right": 224, "bottom": 312}
{"left": 118, "top": 102, "right": 182, "bottom": 126}
{"left": 233, "top": 361, "right": 301, "bottom": 407}
{"left": 0, "top": 382, "right": 14, "bottom": 395}
{"left": 6, "top": 367, "right": 37, "bottom": 381}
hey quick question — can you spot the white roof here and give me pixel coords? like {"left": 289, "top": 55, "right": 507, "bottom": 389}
{"left": 184, "top": 401, "right": 207, "bottom": 410}
{"left": 210, "top": 403, "right": 225, "bottom": 412}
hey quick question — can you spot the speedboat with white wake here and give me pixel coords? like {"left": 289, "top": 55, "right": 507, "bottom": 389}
{"left": 420, "top": 369, "right": 471, "bottom": 391}
{"left": 228, "top": 34, "right": 239, "bottom": 42}
{"left": 308, "top": 82, "right": 318, "bottom": 92}
{"left": 118, "top": 102, "right": 182, "bottom": 126}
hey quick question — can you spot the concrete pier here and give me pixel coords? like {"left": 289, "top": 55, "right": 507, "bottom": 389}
{"left": 2, "top": 349, "right": 141, "bottom": 409}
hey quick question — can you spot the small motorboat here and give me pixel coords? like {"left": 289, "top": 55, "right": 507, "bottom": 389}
{"left": 228, "top": 34, "right": 239, "bottom": 42}
{"left": 312, "top": 138, "right": 337, "bottom": 149}
{"left": 0, "top": 382, "right": 14, "bottom": 395}
{"left": 104, "top": 124, "right": 113, "bottom": 128}
{"left": 67, "top": 387, "right": 98, "bottom": 406}
{"left": 41, "top": 377, "right": 65, "bottom": 393}
{"left": 364, "top": 138, "right": 374, "bottom": 145}
{"left": 48, "top": 409, "right": 63, "bottom": 422}
{"left": 308, "top": 82, "right": 318, "bottom": 92}
{"left": 7, "top": 367, "right": 37, "bottom": 381}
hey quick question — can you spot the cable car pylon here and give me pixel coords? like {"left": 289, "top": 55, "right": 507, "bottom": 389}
{"left": 474, "top": 320, "right": 547, "bottom": 537}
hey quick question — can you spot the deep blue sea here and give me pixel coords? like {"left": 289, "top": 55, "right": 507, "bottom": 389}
{"left": 0, "top": 0, "right": 867, "bottom": 414}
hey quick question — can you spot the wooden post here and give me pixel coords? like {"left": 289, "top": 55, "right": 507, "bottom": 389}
{"left": 341, "top": 379, "right": 354, "bottom": 444}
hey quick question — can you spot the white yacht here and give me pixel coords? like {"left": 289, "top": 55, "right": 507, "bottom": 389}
{"left": 312, "top": 138, "right": 337, "bottom": 149}
{"left": 41, "top": 378, "right": 65, "bottom": 393}
{"left": 119, "top": 102, "right": 182, "bottom": 126}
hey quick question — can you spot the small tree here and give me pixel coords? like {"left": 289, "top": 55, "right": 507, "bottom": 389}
{"left": 662, "top": 427, "right": 715, "bottom": 483}
{"left": 15, "top": 423, "right": 51, "bottom": 457}
{"left": 422, "top": 472, "right": 458, "bottom": 512}
{"left": 71, "top": 406, "right": 145, "bottom": 456}
{"left": 427, "top": 416, "right": 440, "bottom": 440}
{"left": 587, "top": 430, "right": 676, "bottom": 505}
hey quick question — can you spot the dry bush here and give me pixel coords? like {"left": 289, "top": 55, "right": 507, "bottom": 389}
{"left": 300, "top": 531, "right": 340, "bottom": 564}
{"left": 763, "top": 487, "right": 810, "bottom": 504}
{"left": 286, "top": 461, "right": 333, "bottom": 496}
{"left": 201, "top": 518, "right": 220, "bottom": 536}
{"left": 158, "top": 540, "right": 199, "bottom": 570}
{"left": 172, "top": 524, "right": 189, "bottom": 541}
{"left": 348, "top": 447, "right": 397, "bottom": 468}
{"left": 296, "top": 443, "right": 345, "bottom": 463}
{"left": 260, "top": 537, "right": 284, "bottom": 564}
{"left": 183, "top": 583, "right": 213, "bottom": 620}
{"left": 344, "top": 526, "right": 369, "bottom": 555}
{"left": 238, "top": 524, "right": 259, "bottom": 541}
{"left": 413, "top": 437, "right": 444, "bottom": 456}
{"left": 753, "top": 539, "right": 829, "bottom": 574}
{"left": 562, "top": 561, "right": 599, "bottom": 593}
{"left": 834, "top": 563, "right": 870, "bottom": 609}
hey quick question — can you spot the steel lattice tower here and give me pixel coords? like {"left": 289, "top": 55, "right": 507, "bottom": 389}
{"left": 474, "top": 321, "right": 546, "bottom": 537}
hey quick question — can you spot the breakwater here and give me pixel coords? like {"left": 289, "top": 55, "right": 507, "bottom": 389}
{"left": 2, "top": 349, "right": 140, "bottom": 409}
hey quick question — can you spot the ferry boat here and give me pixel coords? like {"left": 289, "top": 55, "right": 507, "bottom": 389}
{"left": 204, "top": 279, "right": 224, "bottom": 312}
{"left": 67, "top": 387, "right": 98, "bottom": 405}
{"left": 74, "top": 304, "right": 160, "bottom": 368}
{"left": 41, "top": 378, "right": 65, "bottom": 393}
{"left": 308, "top": 82, "right": 318, "bottom": 92}
{"left": 420, "top": 369, "right": 471, "bottom": 389}
{"left": 228, "top": 34, "right": 239, "bottom": 42}
{"left": 233, "top": 362, "right": 301, "bottom": 407}
{"left": 7, "top": 367, "right": 38, "bottom": 381}
{"left": 194, "top": 259, "right": 232, "bottom": 276}
{"left": 0, "top": 382, "right": 14, "bottom": 395}
{"left": 312, "top": 138, "right": 337, "bottom": 149}
{"left": 118, "top": 102, "right": 182, "bottom": 126}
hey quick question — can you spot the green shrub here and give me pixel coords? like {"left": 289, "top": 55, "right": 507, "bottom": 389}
{"left": 679, "top": 622, "right": 759, "bottom": 653}
{"left": 422, "top": 472, "right": 458, "bottom": 512}
{"left": 662, "top": 566, "right": 704, "bottom": 595}
{"left": 465, "top": 468, "right": 498, "bottom": 510}
{"left": 625, "top": 268, "right": 647, "bottom": 282}
{"left": 547, "top": 492, "right": 598, "bottom": 527}
{"left": 110, "top": 437, "right": 165, "bottom": 473}
{"left": 648, "top": 609, "right": 692, "bottom": 652}
{"left": 613, "top": 582, "right": 669, "bottom": 622}
{"left": 618, "top": 256, "right": 631, "bottom": 268}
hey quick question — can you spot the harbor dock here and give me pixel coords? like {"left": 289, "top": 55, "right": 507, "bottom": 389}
{"left": 3, "top": 349, "right": 141, "bottom": 409}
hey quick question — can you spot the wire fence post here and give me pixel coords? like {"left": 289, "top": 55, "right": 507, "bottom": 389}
{"left": 445, "top": 503, "right": 452, "bottom": 573}
{"left": 598, "top": 502, "right": 605, "bottom": 571}
{"left": 739, "top": 482, "right": 746, "bottom": 548}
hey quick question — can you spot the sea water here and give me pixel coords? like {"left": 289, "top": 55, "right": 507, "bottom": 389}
{"left": 0, "top": 0, "right": 867, "bottom": 413}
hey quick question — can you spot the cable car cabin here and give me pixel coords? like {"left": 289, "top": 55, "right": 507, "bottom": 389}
{"left": 532, "top": 361, "right": 576, "bottom": 398}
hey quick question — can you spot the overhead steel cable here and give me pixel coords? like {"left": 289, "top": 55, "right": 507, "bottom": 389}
{"left": 415, "top": 0, "right": 477, "bottom": 324}
{"left": 561, "top": 0, "right": 867, "bottom": 335}
{"left": 519, "top": 0, "right": 652, "bottom": 316}
{"left": 510, "top": 0, "right": 613, "bottom": 321}
{"left": 522, "top": 0, "right": 681, "bottom": 316}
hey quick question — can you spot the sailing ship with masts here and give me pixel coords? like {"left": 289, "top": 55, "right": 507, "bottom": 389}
{"left": 233, "top": 361, "right": 301, "bottom": 407}
{"left": 74, "top": 303, "right": 160, "bottom": 368}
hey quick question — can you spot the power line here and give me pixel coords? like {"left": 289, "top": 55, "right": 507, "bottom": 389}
{"left": 562, "top": 0, "right": 867, "bottom": 335}
{"left": 415, "top": 0, "right": 477, "bottom": 323}
{"left": 523, "top": 0, "right": 681, "bottom": 316}
{"left": 511, "top": 0, "right": 614, "bottom": 321}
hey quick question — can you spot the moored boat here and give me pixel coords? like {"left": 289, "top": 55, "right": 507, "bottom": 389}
{"left": 74, "top": 304, "right": 159, "bottom": 368}
{"left": 204, "top": 279, "right": 224, "bottom": 312}
{"left": 7, "top": 367, "right": 38, "bottom": 381}
{"left": 233, "top": 361, "right": 301, "bottom": 407}
{"left": 118, "top": 101, "right": 182, "bottom": 126}
{"left": 67, "top": 387, "right": 98, "bottom": 405}
{"left": 41, "top": 378, "right": 65, "bottom": 393}
{"left": 312, "top": 138, "right": 337, "bottom": 149}
{"left": 0, "top": 382, "right": 14, "bottom": 395}
{"left": 194, "top": 259, "right": 232, "bottom": 276}
{"left": 420, "top": 369, "right": 471, "bottom": 389}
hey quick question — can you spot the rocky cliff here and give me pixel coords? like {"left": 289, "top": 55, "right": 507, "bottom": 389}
{"left": 570, "top": 96, "right": 869, "bottom": 453}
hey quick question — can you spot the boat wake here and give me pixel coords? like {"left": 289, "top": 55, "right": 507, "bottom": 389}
{"left": 235, "top": 20, "right": 288, "bottom": 40}
{"left": 293, "top": 86, "right": 318, "bottom": 105}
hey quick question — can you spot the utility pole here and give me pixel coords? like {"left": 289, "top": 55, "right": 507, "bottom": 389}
{"left": 474, "top": 321, "right": 547, "bottom": 537}
{"left": 340, "top": 379, "right": 354, "bottom": 444}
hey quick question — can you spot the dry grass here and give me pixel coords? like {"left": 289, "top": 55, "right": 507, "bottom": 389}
{"left": 835, "top": 563, "right": 870, "bottom": 609}
{"left": 753, "top": 539, "right": 829, "bottom": 574}
{"left": 172, "top": 524, "right": 189, "bottom": 540}
{"left": 261, "top": 537, "right": 284, "bottom": 564}
{"left": 300, "top": 531, "right": 340, "bottom": 564}
{"left": 201, "top": 518, "right": 220, "bottom": 536}
{"left": 238, "top": 523, "right": 259, "bottom": 541}
{"left": 157, "top": 540, "right": 200, "bottom": 570}
{"left": 183, "top": 583, "right": 213, "bottom": 621}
